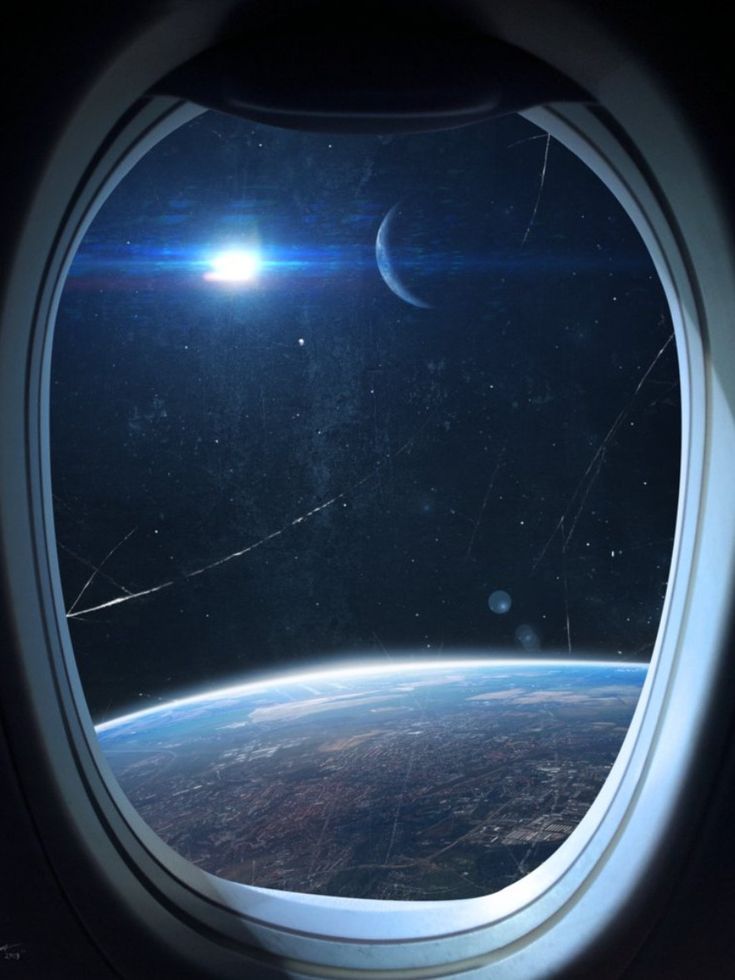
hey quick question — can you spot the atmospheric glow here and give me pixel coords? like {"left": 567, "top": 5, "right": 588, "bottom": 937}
{"left": 95, "top": 656, "right": 647, "bottom": 731}
{"left": 204, "top": 247, "right": 262, "bottom": 283}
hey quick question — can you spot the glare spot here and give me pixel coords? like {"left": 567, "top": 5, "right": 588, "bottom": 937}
{"left": 488, "top": 590, "right": 512, "bottom": 615}
{"left": 204, "top": 248, "right": 262, "bottom": 283}
{"left": 515, "top": 623, "right": 540, "bottom": 651}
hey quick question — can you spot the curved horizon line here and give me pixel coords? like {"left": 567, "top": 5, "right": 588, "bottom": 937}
{"left": 95, "top": 654, "right": 648, "bottom": 732}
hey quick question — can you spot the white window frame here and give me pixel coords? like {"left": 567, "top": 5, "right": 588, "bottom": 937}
{"left": 1, "top": 5, "right": 732, "bottom": 977}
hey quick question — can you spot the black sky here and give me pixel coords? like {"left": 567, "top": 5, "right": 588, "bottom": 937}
{"left": 50, "top": 110, "right": 680, "bottom": 721}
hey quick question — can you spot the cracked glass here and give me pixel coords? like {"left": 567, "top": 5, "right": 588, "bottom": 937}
{"left": 50, "top": 110, "right": 680, "bottom": 900}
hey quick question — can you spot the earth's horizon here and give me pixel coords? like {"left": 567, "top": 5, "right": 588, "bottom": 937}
{"left": 97, "top": 656, "right": 646, "bottom": 901}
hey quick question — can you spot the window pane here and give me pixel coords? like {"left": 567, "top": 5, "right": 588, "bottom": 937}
{"left": 51, "top": 110, "right": 679, "bottom": 900}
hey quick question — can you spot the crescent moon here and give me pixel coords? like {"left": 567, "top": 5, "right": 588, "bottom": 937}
{"left": 375, "top": 204, "right": 432, "bottom": 309}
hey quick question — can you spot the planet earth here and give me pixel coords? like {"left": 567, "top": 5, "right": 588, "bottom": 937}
{"left": 97, "top": 658, "right": 646, "bottom": 901}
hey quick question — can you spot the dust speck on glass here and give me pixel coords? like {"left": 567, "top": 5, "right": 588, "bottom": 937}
{"left": 51, "top": 110, "right": 679, "bottom": 901}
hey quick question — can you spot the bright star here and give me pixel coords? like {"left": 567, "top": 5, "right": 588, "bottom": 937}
{"left": 204, "top": 248, "right": 262, "bottom": 283}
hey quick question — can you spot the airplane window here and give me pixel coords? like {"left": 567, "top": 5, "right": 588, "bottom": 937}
{"left": 50, "top": 108, "right": 679, "bottom": 902}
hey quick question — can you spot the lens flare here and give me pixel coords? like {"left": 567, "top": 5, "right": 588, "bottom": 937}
{"left": 204, "top": 248, "right": 262, "bottom": 283}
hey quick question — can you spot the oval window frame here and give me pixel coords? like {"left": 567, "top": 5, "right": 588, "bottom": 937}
{"left": 1, "top": 7, "right": 730, "bottom": 977}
